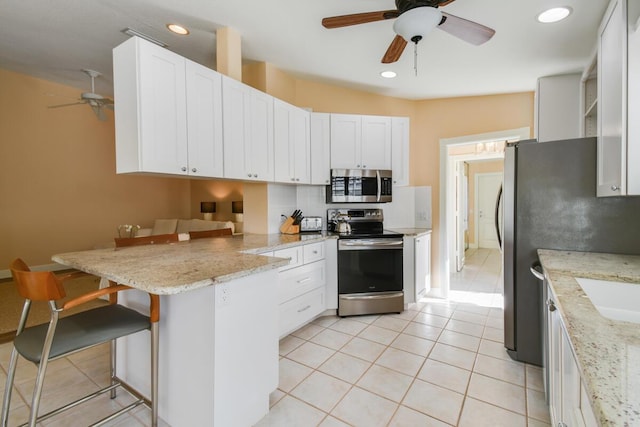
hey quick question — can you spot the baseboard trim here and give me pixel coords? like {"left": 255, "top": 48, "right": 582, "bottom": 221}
{"left": 0, "top": 263, "right": 69, "bottom": 280}
{"left": 468, "top": 243, "right": 479, "bottom": 249}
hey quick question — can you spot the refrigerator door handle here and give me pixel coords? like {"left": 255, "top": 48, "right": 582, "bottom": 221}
{"left": 530, "top": 261, "right": 545, "bottom": 281}
{"left": 495, "top": 184, "right": 503, "bottom": 250}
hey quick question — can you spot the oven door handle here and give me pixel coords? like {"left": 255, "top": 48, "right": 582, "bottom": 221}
{"left": 340, "top": 291, "right": 404, "bottom": 300}
{"left": 339, "top": 240, "right": 404, "bottom": 250}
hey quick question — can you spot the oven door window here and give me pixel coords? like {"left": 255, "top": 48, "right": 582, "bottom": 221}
{"left": 338, "top": 246, "right": 403, "bottom": 294}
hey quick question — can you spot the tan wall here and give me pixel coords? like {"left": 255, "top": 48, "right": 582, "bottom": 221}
{"left": 467, "top": 160, "right": 504, "bottom": 246}
{"left": 0, "top": 68, "right": 191, "bottom": 268}
{"left": 189, "top": 180, "right": 244, "bottom": 222}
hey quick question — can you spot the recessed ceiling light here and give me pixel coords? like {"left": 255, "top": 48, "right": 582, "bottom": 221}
{"left": 537, "top": 7, "right": 572, "bottom": 23}
{"left": 167, "top": 24, "right": 190, "bottom": 35}
{"left": 381, "top": 71, "right": 397, "bottom": 79}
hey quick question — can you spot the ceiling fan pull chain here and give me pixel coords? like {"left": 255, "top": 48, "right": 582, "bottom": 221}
{"left": 411, "top": 35, "right": 422, "bottom": 77}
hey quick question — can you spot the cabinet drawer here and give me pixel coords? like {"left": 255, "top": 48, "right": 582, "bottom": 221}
{"left": 303, "top": 242, "right": 325, "bottom": 264}
{"left": 278, "top": 260, "right": 325, "bottom": 304}
{"left": 279, "top": 287, "right": 325, "bottom": 338}
{"left": 274, "top": 246, "right": 304, "bottom": 271}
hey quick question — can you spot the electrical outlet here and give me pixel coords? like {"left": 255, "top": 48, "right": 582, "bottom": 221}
{"left": 216, "top": 284, "right": 231, "bottom": 307}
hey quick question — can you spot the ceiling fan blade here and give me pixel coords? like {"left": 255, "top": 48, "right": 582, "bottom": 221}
{"left": 382, "top": 35, "right": 408, "bottom": 64}
{"left": 439, "top": 0, "right": 457, "bottom": 6}
{"left": 438, "top": 12, "right": 495, "bottom": 45}
{"left": 322, "top": 10, "right": 399, "bottom": 29}
{"left": 48, "top": 101, "right": 85, "bottom": 109}
{"left": 91, "top": 105, "right": 107, "bottom": 121}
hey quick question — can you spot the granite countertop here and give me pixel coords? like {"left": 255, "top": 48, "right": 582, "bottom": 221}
{"left": 53, "top": 233, "right": 331, "bottom": 295}
{"left": 537, "top": 249, "right": 640, "bottom": 427}
{"left": 387, "top": 228, "right": 432, "bottom": 236}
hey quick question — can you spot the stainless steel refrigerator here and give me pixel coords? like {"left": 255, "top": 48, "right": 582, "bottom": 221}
{"left": 501, "top": 137, "right": 640, "bottom": 366}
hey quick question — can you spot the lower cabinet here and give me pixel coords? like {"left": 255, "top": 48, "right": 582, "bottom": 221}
{"left": 274, "top": 241, "right": 327, "bottom": 337}
{"left": 547, "top": 284, "right": 598, "bottom": 427}
{"left": 403, "top": 233, "right": 432, "bottom": 304}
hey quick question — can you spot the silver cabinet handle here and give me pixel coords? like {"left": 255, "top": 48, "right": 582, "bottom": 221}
{"left": 363, "top": 164, "right": 367, "bottom": 168}
{"left": 181, "top": 167, "right": 187, "bottom": 172}
{"left": 547, "top": 299, "right": 556, "bottom": 312}
{"left": 530, "top": 262, "right": 544, "bottom": 281}
{"left": 611, "top": 185, "right": 620, "bottom": 191}
{"left": 247, "top": 173, "right": 252, "bottom": 177}
{"left": 192, "top": 168, "right": 197, "bottom": 173}
{"left": 356, "top": 164, "right": 361, "bottom": 168}
{"left": 297, "top": 305, "right": 311, "bottom": 313}
{"left": 297, "top": 277, "right": 311, "bottom": 284}
{"left": 253, "top": 174, "right": 258, "bottom": 178}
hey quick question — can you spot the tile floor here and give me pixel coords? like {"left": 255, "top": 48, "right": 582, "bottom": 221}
{"left": 0, "top": 248, "right": 550, "bottom": 426}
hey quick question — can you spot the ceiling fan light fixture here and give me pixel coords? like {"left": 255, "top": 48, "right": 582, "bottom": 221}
{"left": 393, "top": 7, "right": 443, "bottom": 43}
{"left": 537, "top": 7, "right": 572, "bottom": 23}
{"left": 167, "top": 24, "right": 190, "bottom": 35}
{"left": 380, "top": 70, "right": 397, "bottom": 78}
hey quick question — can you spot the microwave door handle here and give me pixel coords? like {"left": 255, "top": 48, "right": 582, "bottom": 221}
{"left": 376, "top": 170, "right": 381, "bottom": 202}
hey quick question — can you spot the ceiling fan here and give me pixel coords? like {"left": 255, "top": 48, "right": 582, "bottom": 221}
{"left": 48, "top": 69, "right": 114, "bottom": 121}
{"left": 322, "top": 0, "right": 496, "bottom": 64}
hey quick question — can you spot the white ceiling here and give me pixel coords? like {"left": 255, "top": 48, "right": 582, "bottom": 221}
{"left": 0, "top": 0, "right": 608, "bottom": 101}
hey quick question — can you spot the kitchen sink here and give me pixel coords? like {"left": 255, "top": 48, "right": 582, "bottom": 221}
{"left": 575, "top": 278, "right": 640, "bottom": 324}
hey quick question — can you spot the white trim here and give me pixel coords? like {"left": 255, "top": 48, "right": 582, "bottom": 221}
{"left": 0, "top": 262, "right": 69, "bottom": 280}
{"left": 439, "top": 127, "right": 530, "bottom": 299}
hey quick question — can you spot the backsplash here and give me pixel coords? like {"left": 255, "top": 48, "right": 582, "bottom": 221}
{"left": 265, "top": 183, "right": 432, "bottom": 233}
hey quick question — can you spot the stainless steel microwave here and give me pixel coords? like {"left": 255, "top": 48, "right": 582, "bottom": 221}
{"left": 326, "top": 169, "right": 392, "bottom": 203}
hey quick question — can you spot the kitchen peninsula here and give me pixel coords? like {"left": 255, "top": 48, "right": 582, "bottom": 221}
{"left": 52, "top": 233, "right": 330, "bottom": 426}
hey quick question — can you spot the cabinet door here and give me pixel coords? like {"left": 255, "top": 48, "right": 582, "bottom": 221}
{"left": 292, "top": 107, "right": 311, "bottom": 184}
{"left": 274, "top": 100, "right": 310, "bottom": 184}
{"left": 391, "top": 117, "right": 410, "bottom": 186}
{"left": 185, "top": 60, "right": 223, "bottom": 178}
{"left": 137, "top": 38, "right": 188, "bottom": 174}
{"left": 414, "top": 234, "right": 431, "bottom": 301}
{"left": 561, "top": 327, "right": 583, "bottom": 427}
{"left": 361, "top": 115, "right": 392, "bottom": 169}
{"left": 548, "top": 289, "right": 562, "bottom": 426}
{"left": 247, "top": 88, "right": 274, "bottom": 181}
{"left": 222, "top": 76, "right": 251, "bottom": 180}
{"left": 330, "top": 114, "right": 361, "bottom": 169}
{"left": 597, "top": 0, "right": 626, "bottom": 196}
{"left": 310, "top": 113, "right": 331, "bottom": 185}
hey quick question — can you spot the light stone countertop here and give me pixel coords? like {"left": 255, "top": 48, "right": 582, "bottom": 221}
{"left": 387, "top": 228, "right": 432, "bottom": 237}
{"left": 537, "top": 249, "right": 640, "bottom": 427}
{"left": 52, "top": 233, "right": 332, "bottom": 295}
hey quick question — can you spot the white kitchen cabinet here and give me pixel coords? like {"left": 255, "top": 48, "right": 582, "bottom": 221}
{"left": 310, "top": 112, "right": 331, "bottom": 185}
{"left": 330, "top": 114, "right": 392, "bottom": 170}
{"left": 222, "top": 76, "right": 274, "bottom": 181}
{"left": 185, "top": 60, "right": 224, "bottom": 177}
{"left": 391, "top": 116, "right": 410, "bottom": 186}
{"left": 274, "top": 99, "right": 311, "bottom": 184}
{"left": 546, "top": 283, "right": 598, "bottom": 427}
{"left": 597, "top": 0, "right": 640, "bottom": 196}
{"left": 276, "top": 241, "right": 327, "bottom": 337}
{"left": 403, "top": 232, "right": 431, "bottom": 304}
{"left": 535, "top": 74, "right": 581, "bottom": 143}
{"left": 113, "top": 36, "right": 224, "bottom": 178}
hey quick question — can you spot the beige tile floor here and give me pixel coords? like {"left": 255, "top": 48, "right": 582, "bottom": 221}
{"left": 0, "top": 248, "right": 550, "bottom": 426}
{"left": 257, "top": 248, "right": 550, "bottom": 427}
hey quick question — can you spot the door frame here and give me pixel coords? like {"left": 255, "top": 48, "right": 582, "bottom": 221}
{"left": 474, "top": 172, "right": 503, "bottom": 249}
{"left": 438, "top": 127, "right": 530, "bottom": 298}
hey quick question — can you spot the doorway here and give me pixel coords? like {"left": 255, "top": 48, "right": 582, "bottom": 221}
{"left": 438, "top": 127, "right": 530, "bottom": 299}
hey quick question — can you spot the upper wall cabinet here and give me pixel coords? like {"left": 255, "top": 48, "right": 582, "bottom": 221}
{"left": 535, "top": 74, "right": 581, "bottom": 143}
{"left": 330, "top": 114, "right": 392, "bottom": 170}
{"left": 274, "top": 99, "right": 311, "bottom": 184}
{"left": 391, "top": 117, "right": 410, "bottom": 186}
{"left": 113, "top": 36, "right": 223, "bottom": 177}
{"left": 222, "top": 76, "right": 275, "bottom": 182}
{"left": 310, "top": 113, "right": 331, "bottom": 185}
{"left": 597, "top": 0, "right": 640, "bottom": 196}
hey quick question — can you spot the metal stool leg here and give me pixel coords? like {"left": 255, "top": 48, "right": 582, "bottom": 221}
{"left": 151, "top": 322, "right": 159, "bottom": 427}
{"left": 110, "top": 339, "right": 117, "bottom": 399}
{"left": 1, "top": 347, "right": 20, "bottom": 427}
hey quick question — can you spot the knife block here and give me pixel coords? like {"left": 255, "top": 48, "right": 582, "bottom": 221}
{"left": 279, "top": 217, "right": 300, "bottom": 234}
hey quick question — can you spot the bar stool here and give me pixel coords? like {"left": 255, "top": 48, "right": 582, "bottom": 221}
{"left": 1, "top": 258, "right": 159, "bottom": 427}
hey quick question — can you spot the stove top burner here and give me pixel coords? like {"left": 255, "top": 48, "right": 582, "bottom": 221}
{"left": 327, "top": 208, "right": 403, "bottom": 239}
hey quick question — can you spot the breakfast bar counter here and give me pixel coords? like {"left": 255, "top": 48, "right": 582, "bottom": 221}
{"left": 51, "top": 232, "right": 331, "bottom": 427}
{"left": 538, "top": 250, "right": 640, "bottom": 427}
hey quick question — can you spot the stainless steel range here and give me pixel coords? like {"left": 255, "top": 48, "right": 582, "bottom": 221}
{"left": 327, "top": 208, "right": 404, "bottom": 317}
